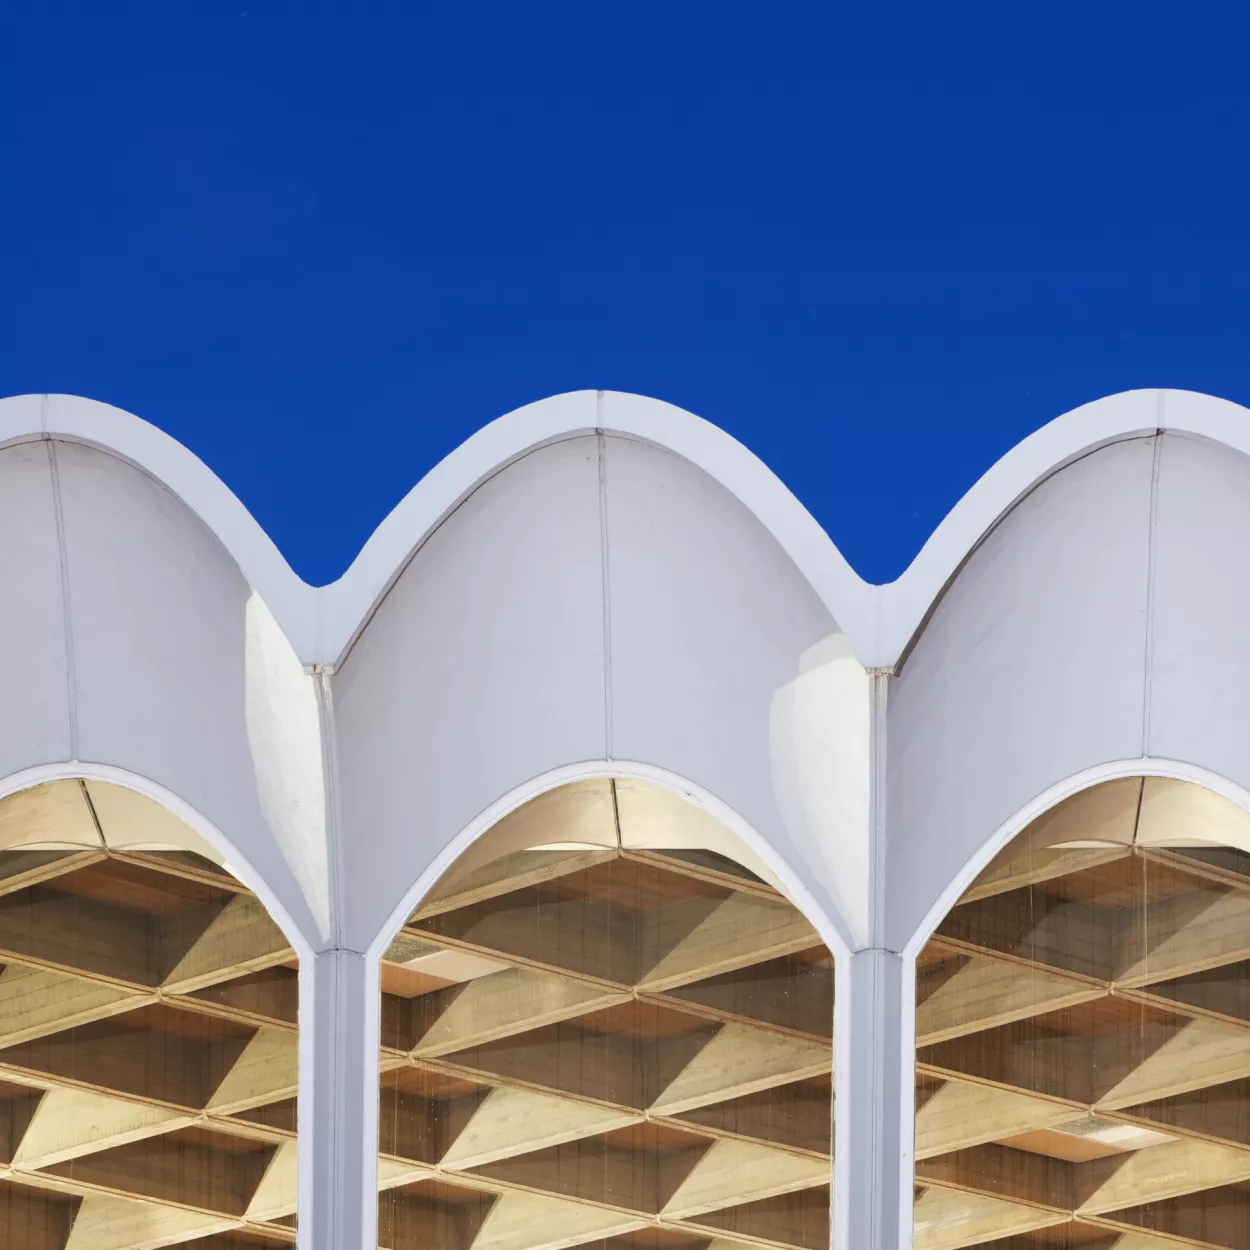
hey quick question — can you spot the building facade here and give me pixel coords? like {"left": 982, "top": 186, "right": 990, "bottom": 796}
{"left": 0, "top": 388, "right": 1247, "bottom": 1250}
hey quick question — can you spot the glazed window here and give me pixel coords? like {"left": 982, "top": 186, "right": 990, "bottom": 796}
{"left": 377, "top": 778, "right": 834, "bottom": 1250}
{"left": 914, "top": 776, "right": 1250, "bottom": 1250}
{"left": 0, "top": 780, "right": 299, "bottom": 1250}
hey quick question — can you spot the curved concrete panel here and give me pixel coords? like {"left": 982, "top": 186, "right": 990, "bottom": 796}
{"left": 334, "top": 432, "right": 872, "bottom": 954}
{"left": 884, "top": 437, "right": 1156, "bottom": 951}
{"left": 0, "top": 390, "right": 886, "bottom": 951}
{"left": 1148, "top": 432, "right": 1250, "bottom": 792}
{"left": 0, "top": 442, "right": 73, "bottom": 772}
{"left": 603, "top": 436, "right": 869, "bottom": 948}
{"left": 323, "top": 389, "right": 876, "bottom": 667}
{"left": 2, "top": 386, "right": 1250, "bottom": 1249}
{"left": 53, "top": 440, "right": 328, "bottom": 947}
{"left": 31, "top": 393, "right": 317, "bottom": 655}
{"left": 879, "top": 388, "right": 1250, "bottom": 664}
{"left": 332, "top": 436, "right": 608, "bottom": 954}
{"left": 3, "top": 387, "right": 1250, "bottom": 953}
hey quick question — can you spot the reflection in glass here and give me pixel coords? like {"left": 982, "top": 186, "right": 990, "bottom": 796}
{"left": 914, "top": 776, "right": 1250, "bottom": 1250}
{"left": 0, "top": 779, "right": 299, "bottom": 1249}
{"left": 378, "top": 778, "right": 835, "bottom": 1250}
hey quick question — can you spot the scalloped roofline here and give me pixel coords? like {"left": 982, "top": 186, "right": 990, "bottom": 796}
{"left": 2, "top": 386, "right": 1247, "bottom": 670}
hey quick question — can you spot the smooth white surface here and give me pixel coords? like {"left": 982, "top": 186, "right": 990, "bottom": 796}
{"left": 39, "top": 393, "right": 319, "bottom": 656}
{"left": 884, "top": 436, "right": 1156, "bottom": 951}
{"left": 0, "top": 442, "right": 73, "bottom": 770}
{"left": 1147, "top": 432, "right": 1250, "bottom": 792}
{"left": 306, "top": 949, "right": 374, "bottom": 1250}
{"left": 3, "top": 385, "right": 1250, "bottom": 1248}
{"left": 323, "top": 389, "right": 876, "bottom": 666}
{"left": 366, "top": 758, "right": 851, "bottom": 970}
{"left": 245, "top": 592, "right": 332, "bottom": 941}
{"left": 0, "top": 386, "right": 1244, "bottom": 673}
{"left": 603, "top": 435, "right": 869, "bottom": 948}
{"left": 332, "top": 436, "right": 607, "bottom": 955}
{"left": 874, "top": 389, "right": 1160, "bottom": 661}
{"left": 840, "top": 948, "right": 906, "bottom": 1250}
{"left": 54, "top": 440, "right": 326, "bottom": 945}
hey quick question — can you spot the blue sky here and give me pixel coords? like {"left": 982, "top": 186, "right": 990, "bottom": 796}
{"left": 3, "top": 6, "right": 1248, "bottom": 585}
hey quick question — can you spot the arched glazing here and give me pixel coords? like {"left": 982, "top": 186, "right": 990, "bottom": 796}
{"left": 0, "top": 780, "right": 300, "bottom": 1250}
{"left": 914, "top": 776, "right": 1250, "bottom": 1250}
{"left": 376, "top": 778, "right": 835, "bottom": 1250}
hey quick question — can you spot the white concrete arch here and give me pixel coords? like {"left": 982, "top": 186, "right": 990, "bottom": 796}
{"left": 321, "top": 390, "right": 877, "bottom": 668}
{"left": 884, "top": 431, "right": 1159, "bottom": 953}
{"left": 890, "top": 756, "right": 1250, "bottom": 1250}
{"left": 1, "top": 387, "right": 877, "bottom": 660}
{"left": 904, "top": 754, "right": 1250, "bottom": 960}
{"left": 8, "top": 384, "right": 1250, "bottom": 1248}
{"left": 878, "top": 387, "right": 1250, "bottom": 664}
{"left": 2, "top": 390, "right": 881, "bottom": 668}
{"left": 0, "top": 390, "right": 880, "bottom": 1250}
{"left": 871, "top": 411, "right": 1250, "bottom": 1250}
{"left": 0, "top": 393, "right": 317, "bottom": 654}
{"left": 367, "top": 757, "right": 853, "bottom": 967}
{"left": 330, "top": 429, "right": 872, "bottom": 959}
{"left": 0, "top": 411, "right": 331, "bottom": 949}
{"left": 0, "top": 760, "right": 322, "bottom": 1248}
{"left": 883, "top": 415, "right": 1250, "bottom": 954}
{"left": 355, "top": 758, "right": 853, "bottom": 1250}
{"left": 0, "top": 760, "right": 315, "bottom": 959}
{"left": 9, "top": 386, "right": 1250, "bottom": 670}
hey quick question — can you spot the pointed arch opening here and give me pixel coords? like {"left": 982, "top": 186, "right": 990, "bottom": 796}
{"left": 0, "top": 779, "right": 300, "bottom": 1250}
{"left": 375, "top": 776, "right": 835, "bottom": 1250}
{"left": 913, "top": 775, "right": 1250, "bottom": 1250}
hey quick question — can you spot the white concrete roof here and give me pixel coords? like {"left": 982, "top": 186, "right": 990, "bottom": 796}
{"left": 0, "top": 385, "right": 1247, "bottom": 954}
{"left": 5, "top": 385, "right": 1250, "bottom": 1249}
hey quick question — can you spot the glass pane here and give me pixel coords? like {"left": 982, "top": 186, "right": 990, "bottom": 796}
{"left": 914, "top": 776, "right": 1250, "bottom": 1250}
{"left": 0, "top": 779, "right": 298, "bottom": 1249}
{"left": 379, "top": 778, "right": 834, "bottom": 1250}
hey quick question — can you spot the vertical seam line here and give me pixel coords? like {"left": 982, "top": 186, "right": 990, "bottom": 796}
{"left": 330, "top": 950, "right": 344, "bottom": 1244}
{"left": 315, "top": 671, "right": 346, "bottom": 948}
{"left": 1141, "top": 396, "right": 1165, "bottom": 757}
{"left": 596, "top": 393, "right": 614, "bottom": 760}
{"left": 868, "top": 669, "right": 890, "bottom": 945}
{"left": 869, "top": 952, "right": 882, "bottom": 1247}
{"left": 46, "top": 431, "right": 79, "bottom": 761}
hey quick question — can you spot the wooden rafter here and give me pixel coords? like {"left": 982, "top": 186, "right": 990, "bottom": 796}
{"left": 0, "top": 824, "right": 302, "bottom": 1250}
{"left": 914, "top": 791, "right": 1250, "bottom": 1250}
{"left": 372, "top": 808, "right": 838, "bottom": 1250}
{"left": 0, "top": 774, "right": 845, "bottom": 1250}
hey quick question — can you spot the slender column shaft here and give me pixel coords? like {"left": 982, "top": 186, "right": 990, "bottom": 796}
{"left": 303, "top": 948, "right": 376, "bottom": 1250}
{"left": 837, "top": 947, "right": 908, "bottom": 1250}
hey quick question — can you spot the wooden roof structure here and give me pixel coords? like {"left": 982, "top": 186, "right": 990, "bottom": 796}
{"left": 913, "top": 779, "right": 1250, "bottom": 1250}
{"left": 6, "top": 768, "right": 1250, "bottom": 1250}
{"left": 376, "top": 780, "right": 835, "bottom": 1250}
{"left": 0, "top": 781, "right": 299, "bottom": 1250}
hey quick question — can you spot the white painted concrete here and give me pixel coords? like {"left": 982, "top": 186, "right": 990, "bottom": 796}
{"left": 0, "top": 385, "right": 1248, "bottom": 1247}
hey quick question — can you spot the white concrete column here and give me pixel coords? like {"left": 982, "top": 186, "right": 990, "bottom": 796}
{"left": 301, "top": 947, "right": 378, "bottom": 1250}
{"left": 835, "top": 946, "right": 909, "bottom": 1250}
{"left": 833, "top": 667, "right": 911, "bottom": 1247}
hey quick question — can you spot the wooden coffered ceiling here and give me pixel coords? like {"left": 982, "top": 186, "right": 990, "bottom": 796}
{"left": 914, "top": 779, "right": 1250, "bottom": 1250}
{"left": 0, "top": 792, "right": 299, "bottom": 1250}
{"left": 376, "top": 784, "right": 835, "bottom": 1250}
{"left": 23, "top": 768, "right": 1245, "bottom": 1250}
